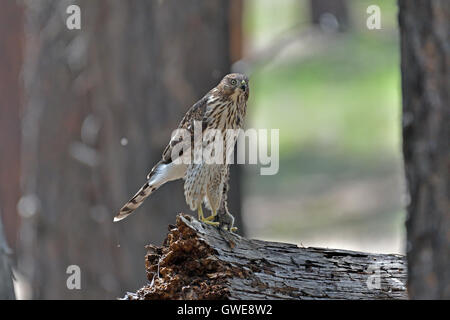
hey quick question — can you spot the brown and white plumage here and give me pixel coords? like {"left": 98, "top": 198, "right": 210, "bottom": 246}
{"left": 114, "top": 73, "right": 249, "bottom": 228}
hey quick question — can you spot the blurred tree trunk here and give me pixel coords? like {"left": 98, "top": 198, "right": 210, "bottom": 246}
{"left": 228, "top": 0, "right": 245, "bottom": 235}
{"left": 0, "top": 215, "right": 15, "bottom": 299}
{"left": 309, "top": 0, "right": 349, "bottom": 32}
{"left": 0, "top": 0, "right": 24, "bottom": 252}
{"left": 399, "top": 0, "right": 449, "bottom": 299}
{"left": 229, "top": 0, "right": 243, "bottom": 64}
{"left": 21, "top": 0, "right": 237, "bottom": 299}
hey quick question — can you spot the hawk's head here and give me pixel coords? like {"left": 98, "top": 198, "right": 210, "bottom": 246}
{"left": 217, "top": 73, "right": 249, "bottom": 101}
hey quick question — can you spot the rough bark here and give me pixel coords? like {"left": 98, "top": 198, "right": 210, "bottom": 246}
{"left": 398, "top": 0, "right": 450, "bottom": 299}
{"left": 124, "top": 214, "right": 407, "bottom": 300}
{"left": 21, "top": 0, "right": 237, "bottom": 299}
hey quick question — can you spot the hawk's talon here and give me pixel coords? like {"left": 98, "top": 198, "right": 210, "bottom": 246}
{"left": 202, "top": 220, "right": 220, "bottom": 227}
{"left": 197, "top": 206, "right": 219, "bottom": 226}
{"left": 222, "top": 226, "right": 238, "bottom": 233}
{"left": 204, "top": 210, "right": 217, "bottom": 221}
{"left": 203, "top": 215, "right": 216, "bottom": 221}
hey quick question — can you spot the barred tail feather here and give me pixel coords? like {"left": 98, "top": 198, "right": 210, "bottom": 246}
{"left": 113, "top": 161, "right": 187, "bottom": 222}
{"left": 114, "top": 182, "right": 157, "bottom": 222}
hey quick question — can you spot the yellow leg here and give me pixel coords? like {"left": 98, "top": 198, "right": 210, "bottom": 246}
{"left": 203, "top": 219, "right": 219, "bottom": 226}
{"left": 203, "top": 209, "right": 237, "bottom": 231}
{"left": 197, "top": 205, "right": 204, "bottom": 221}
{"left": 198, "top": 206, "right": 219, "bottom": 226}
{"left": 204, "top": 209, "right": 217, "bottom": 221}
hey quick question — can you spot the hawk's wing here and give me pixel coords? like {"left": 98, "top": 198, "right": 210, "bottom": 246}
{"left": 146, "top": 94, "right": 210, "bottom": 179}
{"left": 115, "top": 95, "right": 211, "bottom": 222}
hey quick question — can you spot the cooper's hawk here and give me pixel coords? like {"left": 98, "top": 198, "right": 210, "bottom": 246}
{"left": 114, "top": 73, "right": 249, "bottom": 232}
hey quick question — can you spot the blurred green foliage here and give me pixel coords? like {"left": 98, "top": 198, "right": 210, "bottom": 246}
{"left": 242, "top": 0, "right": 405, "bottom": 253}
{"left": 245, "top": 0, "right": 400, "bottom": 157}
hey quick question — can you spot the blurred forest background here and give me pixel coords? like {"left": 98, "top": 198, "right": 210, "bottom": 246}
{"left": 242, "top": 0, "right": 403, "bottom": 254}
{"left": 0, "top": 0, "right": 405, "bottom": 299}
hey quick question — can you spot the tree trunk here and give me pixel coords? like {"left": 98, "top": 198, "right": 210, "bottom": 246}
{"left": 124, "top": 214, "right": 407, "bottom": 300}
{"left": 21, "top": 0, "right": 236, "bottom": 299}
{"left": 398, "top": 0, "right": 450, "bottom": 299}
{"left": 229, "top": 0, "right": 243, "bottom": 64}
{"left": 0, "top": 215, "right": 15, "bottom": 299}
{"left": 0, "top": 0, "right": 24, "bottom": 252}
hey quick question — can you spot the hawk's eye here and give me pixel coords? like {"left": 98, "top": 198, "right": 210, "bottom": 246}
{"left": 230, "top": 79, "right": 237, "bottom": 86}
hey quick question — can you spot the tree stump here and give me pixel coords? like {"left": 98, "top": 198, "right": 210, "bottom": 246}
{"left": 123, "top": 213, "right": 407, "bottom": 300}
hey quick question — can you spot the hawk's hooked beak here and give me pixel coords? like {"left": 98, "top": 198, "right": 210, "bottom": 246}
{"left": 240, "top": 80, "right": 247, "bottom": 91}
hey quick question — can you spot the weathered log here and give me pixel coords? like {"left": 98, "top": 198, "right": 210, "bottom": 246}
{"left": 124, "top": 213, "right": 407, "bottom": 300}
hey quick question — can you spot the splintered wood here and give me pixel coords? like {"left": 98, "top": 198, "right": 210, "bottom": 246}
{"left": 124, "top": 214, "right": 407, "bottom": 300}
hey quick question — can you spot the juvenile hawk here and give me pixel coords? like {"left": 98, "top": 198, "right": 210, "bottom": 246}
{"left": 114, "top": 73, "right": 249, "bottom": 231}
